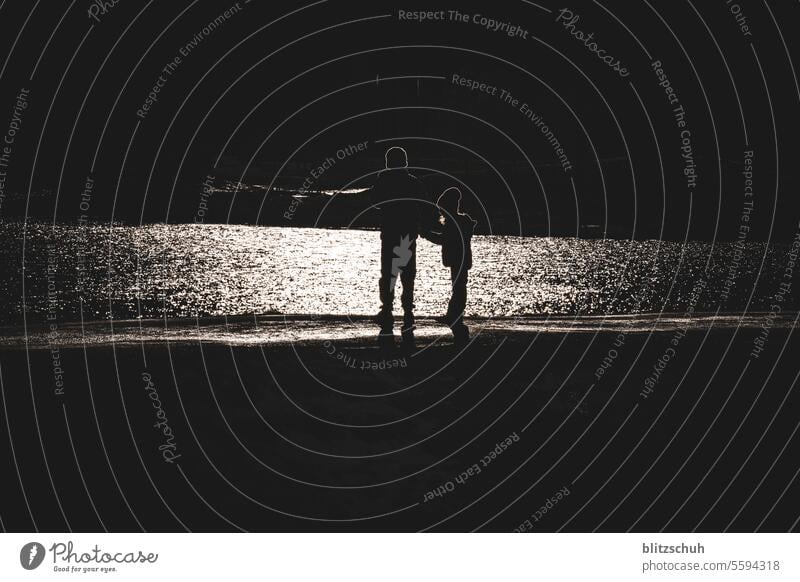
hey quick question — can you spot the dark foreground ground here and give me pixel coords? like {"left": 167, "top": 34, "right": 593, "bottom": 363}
{"left": 0, "top": 322, "right": 798, "bottom": 532}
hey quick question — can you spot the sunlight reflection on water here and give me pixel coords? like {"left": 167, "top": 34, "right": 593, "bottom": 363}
{"left": 1, "top": 223, "right": 794, "bottom": 324}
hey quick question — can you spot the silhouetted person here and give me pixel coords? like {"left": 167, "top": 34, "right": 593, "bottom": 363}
{"left": 369, "top": 147, "right": 430, "bottom": 341}
{"left": 425, "top": 187, "right": 476, "bottom": 344}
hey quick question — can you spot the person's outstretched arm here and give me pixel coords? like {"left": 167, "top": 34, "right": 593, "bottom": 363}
{"left": 369, "top": 172, "right": 385, "bottom": 211}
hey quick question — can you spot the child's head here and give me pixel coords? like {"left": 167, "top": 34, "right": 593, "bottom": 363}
{"left": 437, "top": 187, "right": 462, "bottom": 216}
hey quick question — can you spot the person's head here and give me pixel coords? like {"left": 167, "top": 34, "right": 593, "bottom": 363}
{"left": 384, "top": 146, "right": 408, "bottom": 169}
{"left": 437, "top": 187, "right": 462, "bottom": 216}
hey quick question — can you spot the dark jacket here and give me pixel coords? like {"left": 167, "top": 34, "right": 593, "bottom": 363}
{"left": 370, "top": 169, "right": 431, "bottom": 237}
{"left": 427, "top": 213, "right": 477, "bottom": 270}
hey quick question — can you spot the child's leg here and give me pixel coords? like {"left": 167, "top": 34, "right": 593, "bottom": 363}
{"left": 399, "top": 240, "right": 417, "bottom": 319}
{"left": 448, "top": 266, "right": 469, "bottom": 329}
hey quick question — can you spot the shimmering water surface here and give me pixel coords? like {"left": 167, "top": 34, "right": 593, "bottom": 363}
{"left": 1, "top": 222, "right": 795, "bottom": 326}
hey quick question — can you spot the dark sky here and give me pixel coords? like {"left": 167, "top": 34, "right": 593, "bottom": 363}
{"left": 0, "top": 0, "right": 798, "bottom": 240}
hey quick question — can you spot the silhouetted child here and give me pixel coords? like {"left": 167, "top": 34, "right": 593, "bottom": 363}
{"left": 425, "top": 187, "right": 477, "bottom": 344}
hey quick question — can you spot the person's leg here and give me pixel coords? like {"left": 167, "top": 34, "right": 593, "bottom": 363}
{"left": 447, "top": 267, "right": 467, "bottom": 319}
{"left": 377, "top": 234, "right": 395, "bottom": 328}
{"left": 400, "top": 239, "right": 417, "bottom": 330}
{"left": 449, "top": 267, "right": 469, "bottom": 341}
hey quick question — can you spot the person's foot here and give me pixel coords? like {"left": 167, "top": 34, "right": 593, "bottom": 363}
{"left": 378, "top": 330, "right": 395, "bottom": 349}
{"left": 400, "top": 328, "right": 415, "bottom": 350}
{"left": 402, "top": 311, "right": 415, "bottom": 332}
{"left": 435, "top": 313, "right": 454, "bottom": 326}
{"left": 372, "top": 309, "right": 393, "bottom": 327}
{"left": 453, "top": 325, "right": 470, "bottom": 346}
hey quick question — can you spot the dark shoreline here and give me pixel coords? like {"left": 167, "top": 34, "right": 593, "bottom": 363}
{"left": 0, "top": 312, "right": 796, "bottom": 350}
{"left": 1, "top": 326, "right": 797, "bottom": 531}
